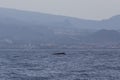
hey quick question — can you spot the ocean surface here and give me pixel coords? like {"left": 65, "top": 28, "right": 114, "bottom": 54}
{"left": 0, "top": 49, "right": 120, "bottom": 80}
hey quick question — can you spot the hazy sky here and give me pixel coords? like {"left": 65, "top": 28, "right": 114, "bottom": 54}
{"left": 0, "top": 0, "right": 120, "bottom": 20}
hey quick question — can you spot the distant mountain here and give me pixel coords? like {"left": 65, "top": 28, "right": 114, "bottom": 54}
{"left": 83, "top": 29, "right": 120, "bottom": 43}
{"left": 0, "top": 7, "right": 120, "bottom": 44}
{"left": 0, "top": 7, "right": 120, "bottom": 29}
{"left": 99, "top": 15, "right": 120, "bottom": 29}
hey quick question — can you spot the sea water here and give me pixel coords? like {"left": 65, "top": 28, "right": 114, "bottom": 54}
{"left": 0, "top": 49, "right": 120, "bottom": 80}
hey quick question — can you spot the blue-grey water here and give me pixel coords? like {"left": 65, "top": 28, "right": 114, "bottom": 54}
{"left": 0, "top": 49, "right": 120, "bottom": 80}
